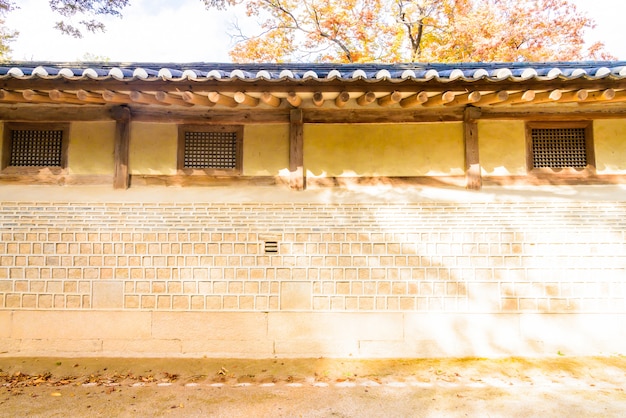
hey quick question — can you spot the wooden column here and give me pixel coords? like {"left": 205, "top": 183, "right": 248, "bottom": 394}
{"left": 289, "top": 109, "right": 305, "bottom": 190}
{"left": 112, "top": 106, "right": 131, "bottom": 189}
{"left": 464, "top": 106, "right": 482, "bottom": 190}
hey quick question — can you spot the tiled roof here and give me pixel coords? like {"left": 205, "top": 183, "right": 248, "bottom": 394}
{"left": 1, "top": 61, "right": 625, "bottom": 82}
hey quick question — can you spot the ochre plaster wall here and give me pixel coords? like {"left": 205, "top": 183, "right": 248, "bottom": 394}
{"left": 242, "top": 124, "right": 289, "bottom": 176}
{"left": 129, "top": 123, "right": 178, "bottom": 175}
{"left": 127, "top": 123, "right": 289, "bottom": 176}
{"left": 478, "top": 120, "right": 526, "bottom": 176}
{"left": 303, "top": 123, "right": 464, "bottom": 177}
{"left": 594, "top": 119, "right": 626, "bottom": 174}
{"left": 68, "top": 122, "right": 116, "bottom": 175}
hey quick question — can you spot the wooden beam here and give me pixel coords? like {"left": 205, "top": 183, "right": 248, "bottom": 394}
{"left": 357, "top": 91, "right": 376, "bottom": 106}
{"left": 260, "top": 92, "right": 281, "bottom": 107}
{"left": 181, "top": 91, "right": 215, "bottom": 107}
{"left": 490, "top": 90, "right": 535, "bottom": 106}
{"left": 303, "top": 108, "right": 464, "bottom": 123}
{"left": 312, "top": 92, "right": 325, "bottom": 107}
{"left": 234, "top": 91, "right": 260, "bottom": 107}
{"left": 155, "top": 91, "right": 193, "bottom": 106}
{"left": 208, "top": 91, "right": 238, "bottom": 107}
{"left": 130, "top": 174, "right": 279, "bottom": 187}
{"left": 399, "top": 91, "right": 429, "bottom": 108}
{"left": 444, "top": 91, "right": 481, "bottom": 107}
{"left": 129, "top": 107, "right": 291, "bottom": 124}
{"left": 0, "top": 106, "right": 114, "bottom": 121}
{"left": 289, "top": 108, "right": 304, "bottom": 190}
{"left": 285, "top": 92, "right": 302, "bottom": 107}
{"left": 464, "top": 107, "right": 482, "bottom": 190}
{"left": 474, "top": 91, "right": 508, "bottom": 106}
{"left": 112, "top": 106, "right": 131, "bottom": 190}
{"left": 334, "top": 91, "right": 350, "bottom": 107}
{"left": 377, "top": 91, "right": 402, "bottom": 107}
{"left": 422, "top": 91, "right": 456, "bottom": 107}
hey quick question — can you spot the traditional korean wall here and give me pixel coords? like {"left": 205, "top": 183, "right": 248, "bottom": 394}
{"left": 1, "top": 119, "right": 626, "bottom": 358}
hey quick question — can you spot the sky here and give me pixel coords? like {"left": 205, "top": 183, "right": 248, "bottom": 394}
{"left": 3, "top": 0, "right": 626, "bottom": 63}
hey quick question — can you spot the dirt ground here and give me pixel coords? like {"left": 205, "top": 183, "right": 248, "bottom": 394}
{"left": 0, "top": 356, "right": 625, "bottom": 417}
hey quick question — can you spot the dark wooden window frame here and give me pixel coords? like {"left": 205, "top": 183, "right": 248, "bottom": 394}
{"left": 525, "top": 121, "right": 595, "bottom": 176}
{"left": 177, "top": 125, "right": 243, "bottom": 176}
{"left": 1, "top": 122, "right": 70, "bottom": 175}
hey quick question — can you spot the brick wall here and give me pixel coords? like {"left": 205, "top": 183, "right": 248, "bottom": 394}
{"left": 1, "top": 198, "right": 626, "bottom": 357}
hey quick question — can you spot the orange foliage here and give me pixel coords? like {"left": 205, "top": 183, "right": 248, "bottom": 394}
{"left": 208, "top": 0, "right": 613, "bottom": 62}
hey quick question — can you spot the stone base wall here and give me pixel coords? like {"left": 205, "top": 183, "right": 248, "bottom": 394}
{"left": 1, "top": 187, "right": 626, "bottom": 357}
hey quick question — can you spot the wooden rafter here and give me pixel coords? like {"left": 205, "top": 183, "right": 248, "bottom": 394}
{"left": 422, "top": 91, "right": 455, "bottom": 107}
{"left": 377, "top": 91, "right": 402, "bottom": 107}
{"left": 312, "top": 92, "right": 324, "bottom": 107}
{"left": 286, "top": 92, "right": 302, "bottom": 107}
{"left": 399, "top": 92, "right": 429, "bottom": 108}
{"left": 208, "top": 91, "right": 238, "bottom": 107}
{"left": 181, "top": 91, "right": 215, "bottom": 106}
{"left": 156, "top": 91, "right": 192, "bottom": 107}
{"left": 234, "top": 91, "right": 259, "bottom": 107}
{"left": 261, "top": 92, "right": 281, "bottom": 107}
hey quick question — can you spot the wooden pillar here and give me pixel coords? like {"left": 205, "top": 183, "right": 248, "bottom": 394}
{"left": 112, "top": 106, "right": 131, "bottom": 189}
{"left": 464, "top": 106, "right": 482, "bottom": 190}
{"left": 289, "top": 109, "right": 305, "bottom": 190}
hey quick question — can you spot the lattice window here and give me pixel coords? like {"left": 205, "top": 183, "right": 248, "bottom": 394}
{"left": 178, "top": 125, "right": 242, "bottom": 173}
{"left": 529, "top": 126, "right": 591, "bottom": 169}
{"left": 2, "top": 123, "right": 69, "bottom": 170}
{"left": 9, "top": 129, "right": 64, "bottom": 167}
{"left": 184, "top": 131, "right": 237, "bottom": 169}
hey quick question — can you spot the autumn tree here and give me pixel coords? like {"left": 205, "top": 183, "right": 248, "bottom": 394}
{"left": 0, "top": 0, "right": 614, "bottom": 63}
{"left": 204, "top": 0, "right": 612, "bottom": 63}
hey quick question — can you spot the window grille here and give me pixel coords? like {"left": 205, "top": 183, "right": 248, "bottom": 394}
{"left": 530, "top": 127, "right": 588, "bottom": 169}
{"left": 4, "top": 126, "right": 67, "bottom": 168}
{"left": 183, "top": 131, "right": 238, "bottom": 169}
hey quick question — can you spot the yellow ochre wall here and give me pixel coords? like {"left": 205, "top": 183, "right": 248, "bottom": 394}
{"left": 4, "top": 119, "right": 626, "bottom": 177}
{"left": 594, "top": 119, "right": 626, "bottom": 174}
{"left": 127, "top": 123, "right": 290, "bottom": 176}
{"left": 478, "top": 119, "right": 626, "bottom": 176}
{"left": 68, "top": 122, "right": 116, "bottom": 175}
{"left": 478, "top": 120, "right": 526, "bottom": 176}
{"left": 303, "top": 123, "right": 465, "bottom": 177}
{"left": 129, "top": 123, "right": 178, "bottom": 175}
{"left": 242, "top": 124, "right": 289, "bottom": 176}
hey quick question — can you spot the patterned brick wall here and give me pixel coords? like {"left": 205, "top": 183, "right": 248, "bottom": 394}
{"left": 1, "top": 201, "right": 625, "bottom": 315}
